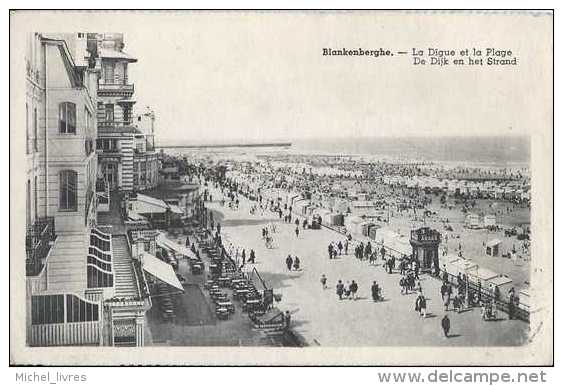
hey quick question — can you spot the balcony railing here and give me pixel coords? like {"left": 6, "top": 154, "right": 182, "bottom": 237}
{"left": 98, "top": 120, "right": 132, "bottom": 129}
{"left": 410, "top": 228, "right": 442, "bottom": 243}
{"left": 26, "top": 217, "right": 56, "bottom": 276}
{"left": 96, "top": 178, "right": 107, "bottom": 193}
{"left": 98, "top": 83, "right": 134, "bottom": 95}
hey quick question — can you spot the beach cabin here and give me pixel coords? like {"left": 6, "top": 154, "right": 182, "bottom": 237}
{"left": 357, "top": 193, "right": 369, "bottom": 201}
{"left": 449, "top": 258, "right": 478, "bottom": 278}
{"left": 486, "top": 275, "right": 513, "bottom": 301}
{"left": 467, "top": 266, "right": 499, "bottom": 287}
{"left": 518, "top": 285, "right": 535, "bottom": 317}
{"left": 314, "top": 208, "right": 332, "bottom": 225}
{"left": 329, "top": 213, "right": 345, "bottom": 226}
{"left": 486, "top": 239, "right": 502, "bottom": 257}
{"left": 333, "top": 198, "right": 349, "bottom": 214}
{"left": 465, "top": 213, "right": 480, "bottom": 229}
{"left": 484, "top": 214, "right": 496, "bottom": 228}
{"left": 344, "top": 216, "right": 364, "bottom": 236}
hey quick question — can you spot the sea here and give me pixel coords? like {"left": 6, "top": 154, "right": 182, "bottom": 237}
{"left": 168, "top": 135, "right": 530, "bottom": 169}
{"left": 290, "top": 136, "right": 530, "bottom": 168}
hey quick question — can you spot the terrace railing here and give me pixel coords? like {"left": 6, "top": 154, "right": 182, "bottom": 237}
{"left": 26, "top": 217, "right": 56, "bottom": 276}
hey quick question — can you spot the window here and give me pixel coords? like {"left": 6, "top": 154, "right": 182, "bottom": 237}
{"left": 105, "top": 104, "right": 114, "bottom": 122}
{"left": 104, "top": 62, "right": 115, "bottom": 84}
{"left": 66, "top": 294, "right": 99, "bottom": 322}
{"left": 59, "top": 102, "right": 76, "bottom": 134}
{"left": 31, "top": 295, "right": 65, "bottom": 325}
{"left": 123, "top": 105, "right": 130, "bottom": 123}
{"left": 59, "top": 170, "right": 78, "bottom": 211}
{"left": 33, "top": 107, "right": 38, "bottom": 151}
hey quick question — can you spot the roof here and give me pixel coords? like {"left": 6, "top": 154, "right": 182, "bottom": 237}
{"left": 99, "top": 48, "right": 138, "bottom": 62}
{"left": 133, "top": 194, "right": 168, "bottom": 214}
{"left": 487, "top": 276, "right": 513, "bottom": 287}
{"left": 486, "top": 239, "right": 502, "bottom": 247}
{"left": 471, "top": 267, "right": 499, "bottom": 281}
{"left": 142, "top": 183, "right": 199, "bottom": 199}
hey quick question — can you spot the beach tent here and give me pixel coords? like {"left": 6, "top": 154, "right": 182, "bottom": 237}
{"left": 486, "top": 239, "right": 502, "bottom": 257}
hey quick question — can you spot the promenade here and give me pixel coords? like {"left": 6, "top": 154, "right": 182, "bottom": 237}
{"left": 207, "top": 188, "right": 529, "bottom": 347}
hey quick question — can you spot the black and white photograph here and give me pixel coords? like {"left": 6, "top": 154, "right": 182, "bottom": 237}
{"left": 9, "top": 9, "right": 553, "bottom": 366}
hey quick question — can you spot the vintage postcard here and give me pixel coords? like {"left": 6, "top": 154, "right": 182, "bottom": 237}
{"left": 9, "top": 10, "right": 553, "bottom": 365}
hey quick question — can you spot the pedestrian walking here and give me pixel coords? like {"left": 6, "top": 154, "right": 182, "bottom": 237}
{"left": 441, "top": 315, "right": 451, "bottom": 338}
{"left": 344, "top": 239, "right": 349, "bottom": 255}
{"left": 344, "top": 281, "right": 352, "bottom": 299}
{"left": 284, "top": 311, "right": 291, "bottom": 330}
{"left": 441, "top": 282, "right": 451, "bottom": 311}
{"left": 295, "top": 226, "right": 300, "bottom": 238}
{"left": 416, "top": 294, "right": 427, "bottom": 318}
{"left": 350, "top": 280, "right": 358, "bottom": 300}
{"left": 293, "top": 256, "right": 300, "bottom": 271}
{"left": 338, "top": 241, "right": 343, "bottom": 255}
{"left": 286, "top": 255, "right": 293, "bottom": 271}
{"left": 336, "top": 280, "right": 344, "bottom": 300}
{"left": 320, "top": 274, "right": 327, "bottom": 290}
{"left": 371, "top": 281, "right": 380, "bottom": 302}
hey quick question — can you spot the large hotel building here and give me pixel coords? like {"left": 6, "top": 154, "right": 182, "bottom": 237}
{"left": 24, "top": 33, "right": 156, "bottom": 347}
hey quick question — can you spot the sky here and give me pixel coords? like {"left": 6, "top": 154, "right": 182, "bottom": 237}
{"left": 18, "top": 11, "right": 554, "bottom": 144}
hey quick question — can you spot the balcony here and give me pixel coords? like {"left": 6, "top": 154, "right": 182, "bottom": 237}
{"left": 410, "top": 227, "right": 441, "bottom": 243}
{"left": 26, "top": 217, "right": 56, "bottom": 276}
{"left": 98, "top": 83, "right": 134, "bottom": 98}
{"left": 96, "top": 178, "right": 108, "bottom": 193}
{"left": 98, "top": 120, "right": 132, "bottom": 129}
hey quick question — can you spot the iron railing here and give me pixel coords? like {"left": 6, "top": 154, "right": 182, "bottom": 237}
{"left": 26, "top": 217, "right": 56, "bottom": 276}
{"left": 98, "top": 83, "right": 134, "bottom": 94}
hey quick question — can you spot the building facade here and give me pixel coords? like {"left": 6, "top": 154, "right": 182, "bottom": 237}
{"left": 93, "top": 34, "right": 158, "bottom": 193}
{"left": 25, "top": 33, "right": 150, "bottom": 347}
{"left": 133, "top": 108, "right": 159, "bottom": 191}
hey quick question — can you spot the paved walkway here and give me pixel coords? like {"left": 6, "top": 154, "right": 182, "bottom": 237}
{"left": 207, "top": 189, "right": 530, "bottom": 347}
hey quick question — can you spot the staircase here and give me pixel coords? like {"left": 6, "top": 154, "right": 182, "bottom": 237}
{"left": 46, "top": 233, "right": 86, "bottom": 292}
{"left": 112, "top": 235, "right": 139, "bottom": 298}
